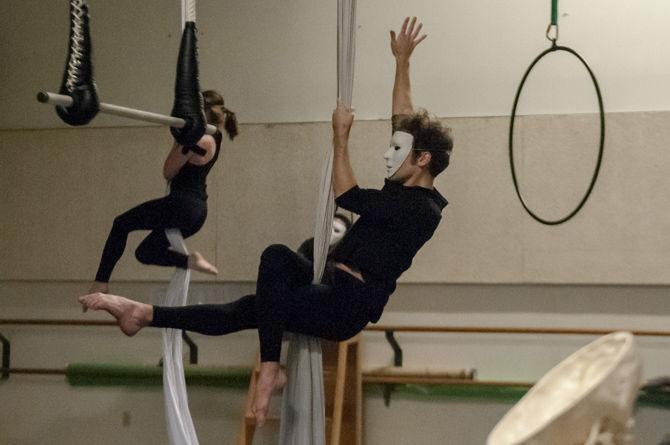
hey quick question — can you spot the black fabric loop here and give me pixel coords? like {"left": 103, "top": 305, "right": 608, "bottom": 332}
{"left": 170, "top": 21, "right": 206, "bottom": 146}
{"left": 181, "top": 145, "right": 207, "bottom": 156}
{"left": 509, "top": 45, "right": 605, "bottom": 225}
{"left": 56, "top": 0, "right": 99, "bottom": 126}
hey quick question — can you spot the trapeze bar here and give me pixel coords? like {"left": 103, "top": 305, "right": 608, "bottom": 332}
{"left": 37, "top": 91, "right": 217, "bottom": 135}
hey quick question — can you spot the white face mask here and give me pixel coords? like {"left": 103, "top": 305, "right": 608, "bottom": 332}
{"left": 330, "top": 218, "right": 347, "bottom": 245}
{"left": 384, "top": 131, "right": 414, "bottom": 178}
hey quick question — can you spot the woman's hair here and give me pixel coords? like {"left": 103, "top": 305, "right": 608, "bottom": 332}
{"left": 395, "top": 110, "right": 453, "bottom": 177}
{"left": 202, "top": 89, "right": 238, "bottom": 140}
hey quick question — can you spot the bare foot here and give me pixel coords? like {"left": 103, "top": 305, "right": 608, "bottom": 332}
{"left": 88, "top": 281, "right": 109, "bottom": 294}
{"left": 83, "top": 282, "right": 110, "bottom": 312}
{"left": 78, "top": 293, "right": 152, "bottom": 336}
{"left": 187, "top": 252, "right": 218, "bottom": 275}
{"left": 273, "top": 367, "right": 287, "bottom": 394}
{"left": 252, "top": 362, "right": 281, "bottom": 427}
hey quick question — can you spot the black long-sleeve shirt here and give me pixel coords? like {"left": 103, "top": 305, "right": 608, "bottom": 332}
{"left": 330, "top": 179, "right": 447, "bottom": 318}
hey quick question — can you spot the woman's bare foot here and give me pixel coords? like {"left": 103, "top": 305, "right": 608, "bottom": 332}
{"left": 252, "top": 362, "right": 283, "bottom": 427}
{"left": 187, "top": 252, "right": 218, "bottom": 275}
{"left": 78, "top": 293, "right": 152, "bottom": 336}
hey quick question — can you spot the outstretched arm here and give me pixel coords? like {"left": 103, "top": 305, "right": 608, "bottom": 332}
{"left": 390, "top": 17, "right": 427, "bottom": 116}
{"left": 331, "top": 101, "right": 404, "bottom": 219}
{"left": 332, "top": 101, "right": 356, "bottom": 198}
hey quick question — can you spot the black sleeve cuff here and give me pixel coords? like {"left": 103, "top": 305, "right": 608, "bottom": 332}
{"left": 335, "top": 185, "right": 360, "bottom": 208}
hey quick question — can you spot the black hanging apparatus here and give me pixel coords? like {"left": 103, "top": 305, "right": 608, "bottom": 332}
{"left": 170, "top": 21, "right": 207, "bottom": 150}
{"left": 39, "top": 4, "right": 216, "bottom": 137}
{"left": 508, "top": 0, "right": 605, "bottom": 225}
{"left": 55, "top": 0, "right": 99, "bottom": 126}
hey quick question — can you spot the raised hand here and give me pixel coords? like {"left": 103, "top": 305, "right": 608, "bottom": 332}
{"left": 332, "top": 100, "right": 354, "bottom": 139}
{"left": 390, "top": 17, "right": 427, "bottom": 62}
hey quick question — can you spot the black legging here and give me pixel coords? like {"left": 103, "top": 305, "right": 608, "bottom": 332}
{"left": 94, "top": 191, "right": 207, "bottom": 283}
{"left": 151, "top": 244, "right": 374, "bottom": 362}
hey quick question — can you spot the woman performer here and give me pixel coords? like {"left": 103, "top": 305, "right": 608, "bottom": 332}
{"left": 80, "top": 18, "right": 452, "bottom": 426}
{"left": 89, "top": 90, "right": 238, "bottom": 294}
{"left": 297, "top": 212, "right": 352, "bottom": 262}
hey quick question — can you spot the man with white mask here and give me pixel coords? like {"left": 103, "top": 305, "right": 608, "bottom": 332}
{"left": 329, "top": 16, "right": 452, "bottom": 304}
{"left": 77, "top": 17, "right": 452, "bottom": 427}
{"left": 385, "top": 130, "right": 416, "bottom": 178}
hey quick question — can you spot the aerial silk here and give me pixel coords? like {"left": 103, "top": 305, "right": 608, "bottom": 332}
{"left": 279, "top": 1, "right": 357, "bottom": 444}
{"left": 162, "top": 228, "right": 199, "bottom": 445}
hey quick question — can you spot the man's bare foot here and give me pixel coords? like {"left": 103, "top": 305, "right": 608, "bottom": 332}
{"left": 252, "top": 362, "right": 282, "bottom": 427}
{"left": 273, "top": 367, "right": 287, "bottom": 394}
{"left": 88, "top": 281, "right": 109, "bottom": 294}
{"left": 187, "top": 252, "right": 218, "bottom": 275}
{"left": 78, "top": 293, "right": 152, "bottom": 336}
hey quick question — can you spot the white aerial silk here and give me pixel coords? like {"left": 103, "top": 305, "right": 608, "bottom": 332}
{"left": 487, "top": 331, "right": 642, "bottom": 445}
{"left": 279, "top": 1, "right": 357, "bottom": 444}
{"left": 160, "top": 2, "right": 201, "bottom": 444}
{"left": 162, "top": 229, "right": 200, "bottom": 445}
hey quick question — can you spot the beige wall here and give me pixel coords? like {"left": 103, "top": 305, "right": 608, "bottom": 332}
{"left": 3, "top": 0, "right": 668, "bottom": 284}
{"left": 3, "top": 0, "right": 670, "bottom": 130}
{"left": 2, "top": 111, "right": 670, "bottom": 284}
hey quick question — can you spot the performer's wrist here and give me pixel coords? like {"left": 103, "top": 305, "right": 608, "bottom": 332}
{"left": 395, "top": 57, "right": 410, "bottom": 68}
{"left": 333, "top": 133, "right": 349, "bottom": 148}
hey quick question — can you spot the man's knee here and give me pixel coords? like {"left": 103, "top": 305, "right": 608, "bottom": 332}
{"left": 260, "top": 244, "right": 293, "bottom": 264}
{"left": 134, "top": 244, "right": 153, "bottom": 265}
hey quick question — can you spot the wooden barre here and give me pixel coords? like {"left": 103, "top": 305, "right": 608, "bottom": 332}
{"left": 2, "top": 320, "right": 669, "bottom": 337}
{"left": 0, "top": 319, "right": 115, "bottom": 327}
{"left": 365, "top": 325, "right": 670, "bottom": 337}
{"left": 364, "top": 366, "right": 475, "bottom": 380}
{"left": 362, "top": 375, "right": 532, "bottom": 388}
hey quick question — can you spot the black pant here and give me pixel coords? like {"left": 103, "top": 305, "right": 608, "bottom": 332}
{"left": 151, "top": 244, "right": 374, "bottom": 362}
{"left": 95, "top": 191, "right": 207, "bottom": 283}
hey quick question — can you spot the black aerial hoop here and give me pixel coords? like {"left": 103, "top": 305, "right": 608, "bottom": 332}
{"left": 509, "top": 2, "right": 605, "bottom": 225}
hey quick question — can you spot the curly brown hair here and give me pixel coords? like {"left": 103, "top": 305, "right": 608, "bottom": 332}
{"left": 395, "top": 110, "right": 453, "bottom": 177}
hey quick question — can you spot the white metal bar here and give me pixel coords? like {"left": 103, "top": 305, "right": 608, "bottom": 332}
{"left": 37, "top": 91, "right": 217, "bottom": 135}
